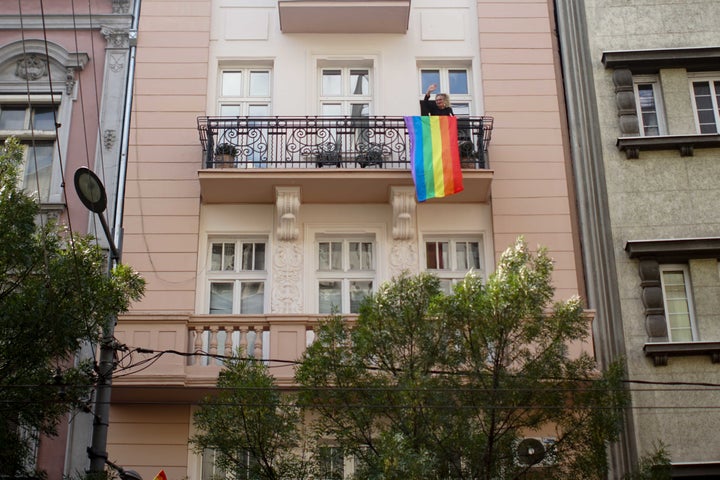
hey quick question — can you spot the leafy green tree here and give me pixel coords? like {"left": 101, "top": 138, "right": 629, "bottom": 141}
{"left": 191, "top": 355, "right": 313, "bottom": 480}
{"left": 296, "top": 238, "right": 629, "bottom": 480}
{"left": 0, "top": 138, "right": 145, "bottom": 477}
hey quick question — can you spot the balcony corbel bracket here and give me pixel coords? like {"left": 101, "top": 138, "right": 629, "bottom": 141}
{"left": 679, "top": 144, "right": 694, "bottom": 157}
{"left": 276, "top": 187, "right": 300, "bottom": 241}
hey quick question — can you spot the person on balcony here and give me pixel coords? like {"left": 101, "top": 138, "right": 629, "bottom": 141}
{"left": 420, "top": 83, "right": 454, "bottom": 116}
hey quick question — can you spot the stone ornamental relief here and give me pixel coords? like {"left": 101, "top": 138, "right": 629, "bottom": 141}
{"left": 15, "top": 55, "right": 47, "bottom": 81}
{"left": 389, "top": 240, "right": 418, "bottom": 279}
{"left": 271, "top": 241, "right": 303, "bottom": 313}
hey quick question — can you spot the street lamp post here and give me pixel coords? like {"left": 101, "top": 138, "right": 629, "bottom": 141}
{"left": 73, "top": 167, "right": 122, "bottom": 475}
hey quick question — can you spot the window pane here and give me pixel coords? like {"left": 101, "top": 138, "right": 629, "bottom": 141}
{"left": 249, "top": 71, "right": 270, "bottom": 96}
{"left": 248, "top": 104, "right": 269, "bottom": 116}
{"left": 350, "top": 69, "right": 369, "bottom": 95}
{"left": 321, "top": 103, "right": 342, "bottom": 116}
{"left": 448, "top": 70, "right": 468, "bottom": 94}
{"left": 350, "top": 281, "right": 372, "bottom": 313}
{"left": 23, "top": 144, "right": 53, "bottom": 202}
{"left": 0, "top": 106, "right": 26, "bottom": 130}
{"left": 322, "top": 70, "right": 342, "bottom": 96}
{"left": 662, "top": 269, "right": 693, "bottom": 342}
{"left": 210, "top": 282, "right": 233, "bottom": 314}
{"left": 222, "top": 71, "right": 243, "bottom": 96}
{"left": 211, "top": 242, "right": 235, "bottom": 271}
{"left": 426, "top": 241, "right": 449, "bottom": 269}
{"left": 319, "top": 281, "right": 341, "bottom": 314}
{"left": 637, "top": 84, "right": 659, "bottom": 136}
{"left": 469, "top": 242, "right": 481, "bottom": 269}
{"left": 693, "top": 81, "right": 718, "bottom": 134}
{"left": 211, "top": 243, "right": 223, "bottom": 270}
{"left": 241, "top": 243, "right": 265, "bottom": 271}
{"left": 349, "top": 242, "right": 372, "bottom": 270}
{"left": 319, "top": 242, "right": 330, "bottom": 270}
{"left": 240, "top": 282, "right": 264, "bottom": 314}
{"left": 452, "top": 103, "right": 470, "bottom": 116}
{"left": 254, "top": 243, "right": 265, "bottom": 270}
{"left": 32, "top": 106, "right": 56, "bottom": 131}
{"left": 331, "top": 242, "right": 342, "bottom": 270}
{"left": 421, "top": 70, "right": 440, "bottom": 94}
{"left": 350, "top": 103, "right": 369, "bottom": 117}
{"left": 455, "top": 241, "right": 481, "bottom": 270}
{"left": 220, "top": 104, "right": 241, "bottom": 116}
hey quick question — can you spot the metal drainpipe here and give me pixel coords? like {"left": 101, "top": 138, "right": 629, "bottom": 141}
{"left": 112, "top": 0, "right": 141, "bottom": 253}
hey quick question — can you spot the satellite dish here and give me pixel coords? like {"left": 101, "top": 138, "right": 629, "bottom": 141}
{"left": 516, "top": 437, "right": 546, "bottom": 466}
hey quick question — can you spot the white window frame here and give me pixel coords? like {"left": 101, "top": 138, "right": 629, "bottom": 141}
{"left": 633, "top": 75, "right": 666, "bottom": 136}
{"left": 423, "top": 236, "right": 485, "bottom": 293}
{"left": 419, "top": 66, "right": 472, "bottom": 116}
{"left": 314, "top": 235, "right": 376, "bottom": 314}
{"left": 659, "top": 264, "right": 698, "bottom": 342}
{"left": 318, "top": 65, "right": 373, "bottom": 117}
{"left": 217, "top": 67, "right": 272, "bottom": 116}
{"left": 206, "top": 237, "right": 268, "bottom": 315}
{"left": 689, "top": 74, "right": 720, "bottom": 134}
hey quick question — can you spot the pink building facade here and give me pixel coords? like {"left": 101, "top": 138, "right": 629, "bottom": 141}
{"left": 106, "top": 0, "right": 590, "bottom": 478}
{"left": 0, "top": 0, "right": 137, "bottom": 477}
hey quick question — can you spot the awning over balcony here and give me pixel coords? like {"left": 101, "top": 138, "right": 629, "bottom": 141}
{"left": 278, "top": 0, "right": 411, "bottom": 34}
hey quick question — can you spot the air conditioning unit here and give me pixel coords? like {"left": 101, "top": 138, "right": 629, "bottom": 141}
{"left": 514, "top": 437, "right": 557, "bottom": 467}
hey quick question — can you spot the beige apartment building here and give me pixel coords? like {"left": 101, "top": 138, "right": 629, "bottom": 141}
{"left": 105, "top": 0, "right": 590, "bottom": 477}
{"left": 558, "top": 0, "right": 720, "bottom": 477}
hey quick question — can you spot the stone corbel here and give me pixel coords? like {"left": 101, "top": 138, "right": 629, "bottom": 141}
{"left": 612, "top": 68, "right": 640, "bottom": 136}
{"left": 65, "top": 67, "right": 78, "bottom": 95}
{"left": 391, "top": 186, "right": 416, "bottom": 240}
{"left": 638, "top": 258, "right": 668, "bottom": 342}
{"left": 101, "top": 26, "right": 131, "bottom": 49}
{"left": 276, "top": 187, "right": 300, "bottom": 241}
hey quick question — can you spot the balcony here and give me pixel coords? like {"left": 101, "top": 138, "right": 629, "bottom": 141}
{"left": 111, "top": 314, "right": 353, "bottom": 403}
{"left": 197, "top": 115, "right": 494, "bottom": 203}
{"left": 278, "top": 0, "right": 411, "bottom": 34}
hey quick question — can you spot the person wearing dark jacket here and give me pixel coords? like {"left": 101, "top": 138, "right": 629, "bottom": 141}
{"left": 420, "top": 83, "right": 454, "bottom": 116}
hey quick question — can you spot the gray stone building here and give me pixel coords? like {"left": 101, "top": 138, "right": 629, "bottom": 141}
{"left": 557, "top": 0, "right": 720, "bottom": 477}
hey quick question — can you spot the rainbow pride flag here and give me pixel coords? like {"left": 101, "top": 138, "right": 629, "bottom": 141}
{"left": 404, "top": 116, "right": 463, "bottom": 202}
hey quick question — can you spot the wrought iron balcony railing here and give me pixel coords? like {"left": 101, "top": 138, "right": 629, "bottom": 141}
{"left": 197, "top": 116, "right": 494, "bottom": 170}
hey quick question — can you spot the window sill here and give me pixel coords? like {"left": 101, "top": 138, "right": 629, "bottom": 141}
{"left": 643, "top": 341, "right": 720, "bottom": 366}
{"left": 616, "top": 134, "right": 720, "bottom": 159}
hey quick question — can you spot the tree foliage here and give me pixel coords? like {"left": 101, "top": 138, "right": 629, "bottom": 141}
{"left": 196, "top": 238, "right": 629, "bottom": 480}
{"left": 191, "top": 357, "right": 313, "bottom": 480}
{"left": 0, "top": 138, "right": 145, "bottom": 477}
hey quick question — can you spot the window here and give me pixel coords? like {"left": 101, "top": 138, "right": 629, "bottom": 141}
{"left": 425, "top": 237, "right": 483, "bottom": 293}
{"left": 316, "top": 237, "right": 374, "bottom": 314}
{"left": 0, "top": 101, "right": 58, "bottom": 202}
{"left": 691, "top": 78, "right": 720, "bottom": 133}
{"left": 320, "top": 67, "right": 371, "bottom": 117}
{"left": 202, "top": 448, "right": 260, "bottom": 480}
{"left": 319, "top": 446, "right": 345, "bottom": 480}
{"left": 218, "top": 68, "right": 271, "bottom": 116}
{"left": 420, "top": 68, "right": 471, "bottom": 116}
{"left": 633, "top": 77, "right": 665, "bottom": 136}
{"left": 660, "top": 264, "right": 696, "bottom": 342}
{"left": 207, "top": 239, "right": 267, "bottom": 314}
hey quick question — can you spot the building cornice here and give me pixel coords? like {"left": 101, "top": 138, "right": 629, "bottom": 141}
{"left": 602, "top": 46, "right": 720, "bottom": 73}
{"left": 0, "top": 15, "right": 131, "bottom": 30}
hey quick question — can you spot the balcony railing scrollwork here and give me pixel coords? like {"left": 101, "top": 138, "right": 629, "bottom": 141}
{"left": 197, "top": 115, "right": 494, "bottom": 170}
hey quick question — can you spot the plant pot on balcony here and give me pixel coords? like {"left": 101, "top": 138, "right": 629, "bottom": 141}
{"left": 214, "top": 143, "right": 239, "bottom": 168}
